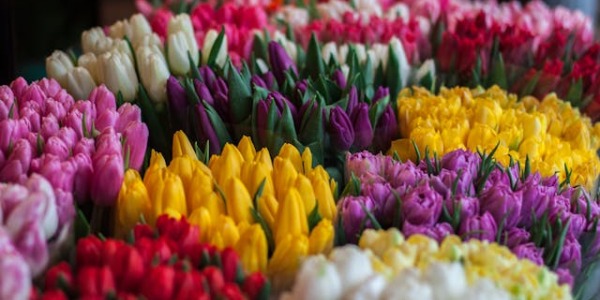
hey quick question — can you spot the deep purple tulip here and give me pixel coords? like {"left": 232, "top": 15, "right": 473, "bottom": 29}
{"left": 346, "top": 86, "right": 358, "bottom": 114}
{"left": 372, "top": 105, "right": 398, "bottom": 152}
{"left": 402, "top": 181, "right": 443, "bottom": 226}
{"left": 194, "top": 79, "right": 215, "bottom": 106}
{"left": 350, "top": 103, "right": 373, "bottom": 149}
{"left": 269, "top": 92, "right": 297, "bottom": 119}
{"left": 384, "top": 159, "right": 425, "bottom": 189}
{"left": 166, "top": 76, "right": 188, "bottom": 130}
{"left": 502, "top": 227, "right": 531, "bottom": 248}
{"left": 403, "top": 221, "right": 453, "bottom": 242}
{"left": 559, "top": 235, "right": 582, "bottom": 273}
{"left": 199, "top": 66, "right": 217, "bottom": 85}
{"left": 480, "top": 183, "right": 522, "bottom": 229}
{"left": 512, "top": 242, "right": 544, "bottom": 265}
{"left": 262, "top": 71, "right": 276, "bottom": 90}
{"left": 430, "top": 169, "right": 475, "bottom": 199}
{"left": 443, "top": 194, "right": 480, "bottom": 222}
{"left": 372, "top": 87, "right": 389, "bottom": 104}
{"left": 122, "top": 122, "right": 149, "bottom": 171}
{"left": 440, "top": 149, "right": 481, "bottom": 179}
{"left": 256, "top": 99, "right": 276, "bottom": 146}
{"left": 268, "top": 41, "right": 297, "bottom": 85}
{"left": 194, "top": 102, "right": 221, "bottom": 154}
{"left": 328, "top": 106, "right": 354, "bottom": 151}
{"left": 251, "top": 74, "right": 268, "bottom": 89}
{"left": 459, "top": 212, "right": 497, "bottom": 242}
{"left": 339, "top": 195, "right": 375, "bottom": 244}
{"left": 332, "top": 69, "right": 346, "bottom": 89}
{"left": 518, "top": 172, "right": 556, "bottom": 228}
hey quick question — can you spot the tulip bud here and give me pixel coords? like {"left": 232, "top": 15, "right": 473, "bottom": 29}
{"left": 89, "top": 85, "right": 116, "bottom": 113}
{"left": 350, "top": 103, "right": 374, "bottom": 149}
{"left": 77, "top": 266, "right": 116, "bottom": 297}
{"left": 116, "top": 103, "right": 142, "bottom": 132}
{"left": 272, "top": 157, "right": 298, "bottom": 200}
{"left": 144, "top": 167, "right": 187, "bottom": 225}
{"left": 210, "top": 215, "right": 240, "bottom": 249}
{"left": 309, "top": 219, "right": 334, "bottom": 255}
{"left": 111, "top": 245, "right": 145, "bottom": 292}
{"left": 97, "top": 49, "right": 139, "bottom": 102}
{"left": 275, "top": 188, "right": 308, "bottom": 246}
{"left": 114, "top": 169, "right": 151, "bottom": 238}
{"left": 0, "top": 139, "right": 32, "bottom": 183}
{"left": 268, "top": 41, "right": 297, "bottom": 86}
{"left": 66, "top": 67, "right": 96, "bottom": 100}
{"left": 81, "top": 27, "right": 113, "bottom": 54}
{"left": 322, "top": 42, "right": 339, "bottom": 64}
{"left": 0, "top": 246, "right": 31, "bottom": 300}
{"left": 122, "top": 122, "right": 149, "bottom": 170}
{"left": 235, "top": 224, "right": 268, "bottom": 273}
{"left": 223, "top": 177, "right": 254, "bottom": 225}
{"left": 78, "top": 53, "right": 100, "bottom": 84}
{"left": 172, "top": 130, "right": 196, "bottom": 158}
{"left": 9, "top": 220, "right": 49, "bottom": 276}
{"left": 91, "top": 154, "right": 124, "bottom": 206}
{"left": 46, "top": 50, "right": 74, "bottom": 87}
{"left": 268, "top": 233, "right": 309, "bottom": 291}
{"left": 328, "top": 106, "right": 355, "bottom": 151}
{"left": 136, "top": 45, "right": 169, "bottom": 103}
{"left": 167, "top": 14, "right": 199, "bottom": 76}
{"left": 202, "top": 29, "right": 228, "bottom": 68}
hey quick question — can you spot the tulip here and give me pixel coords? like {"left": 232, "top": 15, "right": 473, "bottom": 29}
{"left": 274, "top": 188, "right": 308, "bottom": 246}
{"left": 95, "top": 109, "right": 119, "bottom": 132}
{"left": 480, "top": 184, "right": 523, "bottom": 229}
{"left": 210, "top": 143, "right": 244, "bottom": 187}
{"left": 188, "top": 207, "right": 213, "bottom": 243}
{"left": 109, "top": 14, "right": 153, "bottom": 48}
{"left": 272, "top": 157, "right": 298, "bottom": 202}
{"left": 186, "top": 168, "right": 223, "bottom": 216}
{"left": 136, "top": 44, "right": 169, "bottom": 104}
{"left": 166, "top": 76, "right": 189, "bottom": 132}
{"left": 81, "top": 27, "right": 114, "bottom": 55}
{"left": 459, "top": 212, "right": 498, "bottom": 242}
{"left": 110, "top": 245, "right": 145, "bottom": 292}
{"left": 309, "top": 219, "right": 334, "bottom": 255}
{"left": 284, "top": 255, "right": 342, "bottom": 300}
{"left": 268, "top": 41, "right": 297, "bottom": 86}
{"left": 202, "top": 29, "right": 228, "bottom": 68}
{"left": 94, "top": 128, "right": 122, "bottom": 157}
{"left": 328, "top": 106, "right": 355, "bottom": 151}
{"left": 268, "top": 233, "right": 309, "bottom": 291}
{"left": 223, "top": 177, "right": 254, "bottom": 225}
{"left": 235, "top": 224, "right": 268, "bottom": 273}
{"left": 0, "top": 139, "right": 32, "bottom": 183}
{"left": 144, "top": 167, "right": 187, "bottom": 225}
{"left": 89, "top": 83, "right": 116, "bottom": 113}
{"left": 91, "top": 154, "right": 124, "bottom": 206}
{"left": 167, "top": 14, "right": 199, "bottom": 76}
{"left": 350, "top": 103, "right": 374, "bottom": 149}
{"left": 66, "top": 67, "right": 96, "bottom": 100}
{"left": 70, "top": 153, "right": 93, "bottom": 202}
{"left": 172, "top": 130, "right": 196, "bottom": 158}
{"left": 46, "top": 50, "right": 74, "bottom": 87}
{"left": 329, "top": 245, "right": 374, "bottom": 290}
{"left": 115, "top": 170, "right": 151, "bottom": 238}
{"left": 194, "top": 102, "right": 221, "bottom": 154}
{"left": 122, "top": 122, "right": 149, "bottom": 170}
{"left": 97, "top": 49, "right": 139, "bottom": 102}
{"left": 78, "top": 53, "right": 100, "bottom": 84}
{"left": 0, "top": 247, "right": 31, "bottom": 300}
{"left": 9, "top": 220, "right": 49, "bottom": 276}
{"left": 210, "top": 215, "right": 240, "bottom": 249}
{"left": 116, "top": 103, "right": 142, "bottom": 133}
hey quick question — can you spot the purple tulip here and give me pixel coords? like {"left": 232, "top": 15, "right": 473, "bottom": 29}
{"left": 350, "top": 103, "right": 373, "bottom": 149}
{"left": 459, "top": 212, "right": 497, "bottom": 242}
{"left": 339, "top": 195, "right": 375, "bottom": 244}
{"left": 346, "top": 151, "right": 384, "bottom": 180}
{"left": 384, "top": 159, "right": 425, "bottom": 190}
{"left": 512, "top": 242, "right": 544, "bottom": 265}
{"left": 256, "top": 100, "right": 275, "bottom": 146}
{"left": 199, "top": 66, "right": 217, "bottom": 85}
{"left": 362, "top": 181, "right": 394, "bottom": 224}
{"left": 480, "top": 183, "right": 522, "bottom": 229}
{"left": 262, "top": 71, "right": 276, "bottom": 90}
{"left": 269, "top": 92, "right": 297, "bottom": 119}
{"left": 90, "top": 154, "right": 124, "bottom": 206}
{"left": 440, "top": 149, "right": 481, "bottom": 179}
{"left": 430, "top": 169, "right": 475, "bottom": 198}
{"left": 89, "top": 85, "right": 116, "bottom": 113}
{"left": 116, "top": 103, "right": 142, "bottom": 133}
{"left": 555, "top": 268, "right": 574, "bottom": 287}
{"left": 0, "top": 240, "right": 31, "bottom": 300}
{"left": 518, "top": 173, "right": 556, "bottom": 228}
{"left": 296, "top": 99, "right": 315, "bottom": 129}
{"left": 502, "top": 227, "right": 531, "bottom": 248}
{"left": 194, "top": 79, "right": 215, "bottom": 106}
{"left": 566, "top": 187, "right": 600, "bottom": 222}
{"left": 346, "top": 86, "right": 358, "bottom": 114}
{"left": 167, "top": 76, "right": 189, "bottom": 132}
{"left": 194, "top": 102, "right": 221, "bottom": 154}
{"left": 70, "top": 153, "right": 93, "bottom": 202}
{"left": 268, "top": 41, "right": 297, "bottom": 85}
{"left": 372, "top": 105, "right": 398, "bottom": 152}
{"left": 295, "top": 80, "right": 308, "bottom": 96}
{"left": 483, "top": 167, "right": 519, "bottom": 190}
{"left": 566, "top": 213, "right": 587, "bottom": 239}
{"left": 548, "top": 195, "right": 571, "bottom": 224}
{"left": 44, "top": 136, "right": 70, "bottom": 161}
{"left": 328, "top": 106, "right": 354, "bottom": 151}
{"left": 73, "top": 137, "right": 95, "bottom": 158}
{"left": 402, "top": 181, "right": 443, "bottom": 226}
{"left": 372, "top": 87, "right": 389, "bottom": 103}
{"left": 0, "top": 139, "right": 32, "bottom": 183}
{"left": 332, "top": 69, "right": 346, "bottom": 89}
{"left": 251, "top": 74, "right": 268, "bottom": 89}
{"left": 122, "top": 122, "right": 149, "bottom": 171}
{"left": 559, "top": 235, "right": 582, "bottom": 273}
{"left": 403, "top": 221, "right": 453, "bottom": 242}
{"left": 443, "top": 195, "right": 480, "bottom": 221}
{"left": 94, "top": 110, "right": 119, "bottom": 132}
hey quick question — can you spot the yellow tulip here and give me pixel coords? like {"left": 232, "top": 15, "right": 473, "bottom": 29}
{"left": 186, "top": 167, "right": 224, "bottom": 214}
{"left": 301, "top": 147, "right": 313, "bottom": 173}
{"left": 223, "top": 177, "right": 254, "bottom": 225}
{"left": 272, "top": 157, "right": 298, "bottom": 199}
{"left": 172, "top": 130, "right": 197, "bottom": 158}
{"left": 144, "top": 167, "right": 187, "bottom": 225}
{"left": 257, "top": 194, "right": 278, "bottom": 229}
{"left": 210, "top": 215, "right": 240, "bottom": 249}
{"left": 466, "top": 123, "right": 498, "bottom": 151}
{"left": 210, "top": 143, "right": 244, "bottom": 186}
{"left": 471, "top": 98, "right": 502, "bottom": 129}
{"left": 268, "top": 233, "right": 309, "bottom": 293}
{"left": 294, "top": 175, "right": 316, "bottom": 215}
{"left": 254, "top": 148, "right": 273, "bottom": 171}
{"left": 388, "top": 139, "right": 417, "bottom": 162}
{"left": 235, "top": 224, "right": 268, "bottom": 273}
{"left": 308, "top": 168, "right": 337, "bottom": 220}
{"left": 143, "top": 150, "right": 167, "bottom": 186}
{"left": 410, "top": 127, "right": 444, "bottom": 157}
{"left": 114, "top": 169, "right": 151, "bottom": 238}
{"left": 308, "top": 219, "right": 334, "bottom": 255}
{"left": 237, "top": 136, "right": 257, "bottom": 162}
{"left": 168, "top": 155, "right": 197, "bottom": 194}
{"left": 278, "top": 143, "right": 303, "bottom": 172}
{"left": 240, "top": 160, "right": 275, "bottom": 199}
{"left": 188, "top": 207, "right": 213, "bottom": 242}
{"left": 274, "top": 188, "right": 308, "bottom": 246}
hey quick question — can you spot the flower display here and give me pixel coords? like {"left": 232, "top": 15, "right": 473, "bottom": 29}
{"left": 115, "top": 131, "right": 336, "bottom": 292}
{"left": 389, "top": 85, "right": 600, "bottom": 190}
{"left": 32, "top": 215, "right": 270, "bottom": 300}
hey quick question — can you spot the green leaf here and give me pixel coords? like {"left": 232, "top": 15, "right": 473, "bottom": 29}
{"left": 207, "top": 27, "right": 226, "bottom": 68}
{"left": 566, "top": 78, "right": 584, "bottom": 107}
{"left": 250, "top": 207, "right": 275, "bottom": 256}
{"left": 520, "top": 71, "right": 541, "bottom": 98}
{"left": 386, "top": 45, "right": 403, "bottom": 106}
{"left": 276, "top": 103, "right": 298, "bottom": 143}
{"left": 227, "top": 61, "right": 253, "bottom": 124}
{"left": 304, "top": 33, "right": 325, "bottom": 80}
{"left": 299, "top": 101, "right": 323, "bottom": 145}
{"left": 307, "top": 203, "right": 322, "bottom": 231}
{"left": 360, "top": 201, "right": 382, "bottom": 230}
{"left": 188, "top": 51, "right": 201, "bottom": 80}
{"left": 203, "top": 100, "right": 233, "bottom": 148}
{"left": 252, "top": 34, "right": 268, "bottom": 62}
{"left": 252, "top": 178, "right": 267, "bottom": 208}
{"left": 75, "top": 209, "right": 91, "bottom": 240}
{"left": 369, "top": 95, "right": 390, "bottom": 128}
{"left": 138, "top": 85, "right": 170, "bottom": 157}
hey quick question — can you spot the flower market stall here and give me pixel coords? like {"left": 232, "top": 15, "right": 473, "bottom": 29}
{"left": 2, "top": 0, "right": 600, "bottom": 299}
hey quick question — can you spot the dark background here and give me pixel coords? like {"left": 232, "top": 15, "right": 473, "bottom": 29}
{"left": 0, "top": 0, "right": 598, "bottom": 85}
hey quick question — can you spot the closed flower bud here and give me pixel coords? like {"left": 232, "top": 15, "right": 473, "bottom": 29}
{"left": 98, "top": 49, "right": 139, "bottom": 102}
{"left": 224, "top": 177, "right": 254, "bottom": 225}
{"left": 235, "top": 224, "right": 268, "bottom": 273}
{"left": 144, "top": 167, "right": 187, "bottom": 225}
{"left": 202, "top": 29, "right": 228, "bottom": 68}
{"left": 66, "top": 67, "right": 96, "bottom": 100}
{"left": 210, "top": 215, "right": 240, "bottom": 249}
{"left": 309, "top": 219, "right": 334, "bottom": 255}
{"left": 46, "top": 50, "right": 74, "bottom": 87}
{"left": 122, "top": 122, "right": 149, "bottom": 171}
{"left": 167, "top": 14, "right": 199, "bottom": 76}
{"left": 115, "top": 169, "right": 151, "bottom": 238}
{"left": 81, "top": 27, "right": 113, "bottom": 55}
{"left": 275, "top": 188, "right": 308, "bottom": 246}
{"left": 328, "top": 106, "right": 355, "bottom": 151}
{"left": 136, "top": 44, "right": 169, "bottom": 103}
{"left": 91, "top": 154, "right": 124, "bottom": 206}
{"left": 172, "top": 130, "right": 196, "bottom": 158}
{"left": 268, "top": 233, "right": 309, "bottom": 292}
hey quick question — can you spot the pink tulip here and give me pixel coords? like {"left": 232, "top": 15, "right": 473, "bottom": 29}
{"left": 20, "top": 84, "right": 45, "bottom": 108}
{"left": 115, "top": 103, "right": 142, "bottom": 133}
{"left": 62, "top": 109, "right": 87, "bottom": 140}
{"left": 44, "top": 136, "right": 70, "bottom": 160}
{"left": 0, "top": 139, "right": 32, "bottom": 183}
{"left": 0, "top": 184, "right": 29, "bottom": 218}
{"left": 74, "top": 100, "right": 97, "bottom": 123}
{"left": 70, "top": 153, "right": 93, "bottom": 202}
{"left": 89, "top": 85, "right": 116, "bottom": 114}
{"left": 95, "top": 110, "right": 119, "bottom": 132}
{"left": 9, "top": 220, "right": 49, "bottom": 276}
{"left": 9, "top": 77, "right": 28, "bottom": 101}
{"left": 44, "top": 99, "right": 68, "bottom": 120}
{"left": 40, "top": 115, "right": 60, "bottom": 140}
{"left": 30, "top": 154, "right": 75, "bottom": 192}
{"left": 53, "top": 188, "right": 75, "bottom": 229}
{"left": 36, "top": 78, "right": 62, "bottom": 99}
{"left": 122, "top": 122, "right": 149, "bottom": 170}
{"left": 51, "top": 89, "right": 75, "bottom": 112}
{"left": 94, "top": 128, "right": 122, "bottom": 158}
{"left": 90, "top": 154, "right": 124, "bottom": 206}
{"left": 0, "top": 241, "right": 31, "bottom": 300}
{"left": 0, "top": 119, "right": 23, "bottom": 153}
{"left": 73, "top": 137, "right": 96, "bottom": 158}
{"left": 56, "top": 127, "right": 78, "bottom": 149}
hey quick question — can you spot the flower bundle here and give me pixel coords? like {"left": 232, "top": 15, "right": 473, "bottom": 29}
{"left": 0, "top": 175, "right": 62, "bottom": 300}
{"left": 166, "top": 39, "right": 401, "bottom": 182}
{"left": 31, "top": 215, "right": 270, "bottom": 300}
{"left": 340, "top": 148, "right": 600, "bottom": 288}
{"left": 116, "top": 131, "right": 336, "bottom": 292}
{"left": 389, "top": 86, "right": 600, "bottom": 190}
{"left": 0, "top": 78, "right": 148, "bottom": 213}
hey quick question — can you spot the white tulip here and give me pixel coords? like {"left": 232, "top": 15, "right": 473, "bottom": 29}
{"left": 202, "top": 29, "right": 228, "bottom": 68}
{"left": 380, "top": 268, "right": 434, "bottom": 300}
{"left": 423, "top": 262, "right": 467, "bottom": 300}
{"left": 389, "top": 37, "right": 411, "bottom": 87}
{"left": 463, "top": 279, "right": 511, "bottom": 300}
{"left": 256, "top": 58, "right": 269, "bottom": 74}
{"left": 167, "top": 14, "right": 199, "bottom": 75}
{"left": 109, "top": 14, "right": 152, "bottom": 49}
{"left": 136, "top": 45, "right": 169, "bottom": 103}
{"left": 81, "top": 27, "right": 114, "bottom": 55}
{"left": 338, "top": 44, "right": 349, "bottom": 64}
{"left": 78, "top": 53, "right": 100, "bottom": 84}
{"left": 322, "top": 42, "right": 339, "bottom": 64}
{"left": 112, "top": 39, "right": 134, "bottom": 62}
{"left": 23, "top": 174, "right": 59, "bottom": 240}
{"left": 353, "top": 44, "right": 367, "bottom": 64}
{"left": 138, "top": 33, "right": 163, "bottom": 51}
{"left": 414, "top": 59, "right": 436, "bottom": 84}
{"left": 98, "top": 49, "right": 139, "bottom": 102}
{"left": 330, "top": 245, "right": 373, "bottom": 290}
{"left": 287, "top": 255, "right": 343, "bottom": 300}
{"left": 275, "top": 6, "right": 310, "bottom": 28}
{"left": 354, "top": 0, "right": 383, "bottom": 17}
{"left": 45, "top": 50, "right": 74, "bottom": 87}
{"left": 342, "top": 273, "right": 386, "bottom": 300}
{"left": 317, "top": 0, "right": 353, "bottom": 20}
{"left": 66, "top": 67, "right": 97, "bottom": 100}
